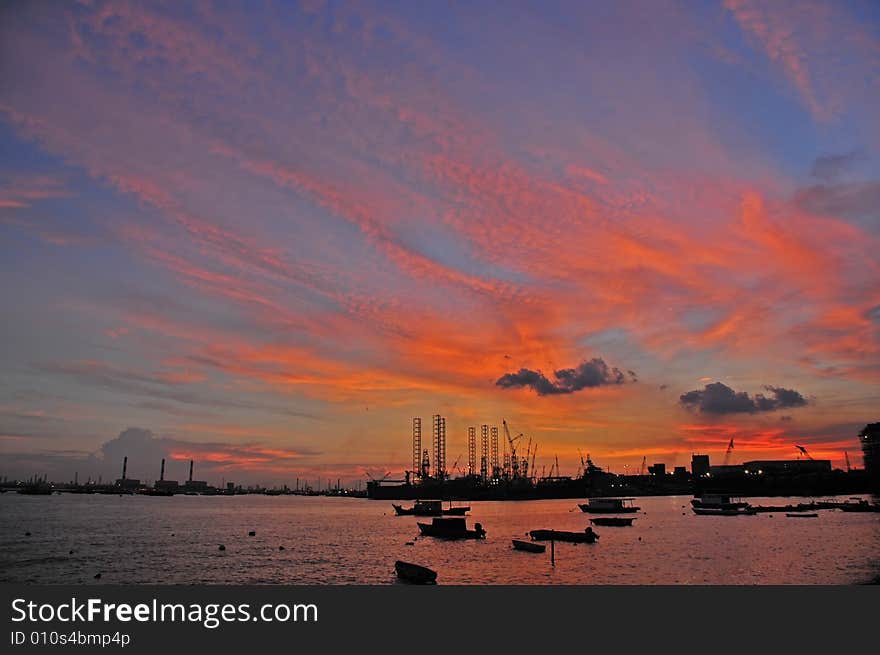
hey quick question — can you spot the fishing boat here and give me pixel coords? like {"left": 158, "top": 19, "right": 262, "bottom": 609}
{"left": 392, "top": 499, "right": 471, "bottom": 516}
{"left": 528, "top": 528, "right": 599, "bottom": 543}
{"left": 786, "top": 513, "right": 818, "bottom": 518}
{"left": 394, "top": 560, "right": 437, "bottom": 585}
{"left": 578, "top": 498, "right": 640, "bottom": 513}
{"left": 589, "top": 517, "right": 635, "bottom": 527}
{"left": 416, "top": 517, "right": 486, "bottom": 540}
{"left": 512, "top": 539, "right": 546, "bottom": 553}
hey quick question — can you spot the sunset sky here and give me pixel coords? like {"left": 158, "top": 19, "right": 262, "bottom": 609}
{"left": 1, "top": 0, "right": 879, "bottom": 486}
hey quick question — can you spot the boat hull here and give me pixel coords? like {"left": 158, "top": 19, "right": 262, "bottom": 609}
{"left": 589, "top": 517, "right": 635, "bottom": 526}
{"left": 512, "top": 539, "right": 546, "bottom": 553}
{"left": 416, "top": 518, "right": 486, "bottom": 540}
{"left": 394, "top": 560, "right": 437, "bottom": 585}
{"left": 578, "top": 504, "right": 639, "bottom": 514}
{"left": 528, "top": 529, "right": 598, "bottom": 543}
{"left": 692, "top": 507, "right": 756, "bottom": 516}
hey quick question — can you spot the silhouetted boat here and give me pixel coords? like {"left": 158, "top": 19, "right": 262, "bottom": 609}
{"left": 839, "top": 499, "right": 880, "bottom": 513}
{"left": 394, "top": 560, "right": 437, "bottom": 584}
{"left": 578, "top": 498, "right": 639, "bottom": 513}
{"left": 512, "top": 539, "right": 546, "bottom": 553}
{"left": 691, "top": 494, "right": 755, "bottom": 515}
{"left": 590, "top": 517, "right": 635, "bottom": 527}
{"left": 692, "top": 506, "right": 756, "bottom": 516}
{"left": 529, "top": 528, "right": 599, "bottom": 543}
{"left": 786, "top": 513, "right": 818, "bottom": 518}
{"left": 392, "top": 499, "right": 470, "bottom": 516}
{"left": 416, "top": 517, "right": 486, "bottom": 540}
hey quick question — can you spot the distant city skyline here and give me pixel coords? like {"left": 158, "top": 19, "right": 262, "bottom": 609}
{"left": 1, "top": 1, "right": 879, "bottom": 486}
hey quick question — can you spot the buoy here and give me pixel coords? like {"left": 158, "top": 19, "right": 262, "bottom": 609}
{"left": 219, "top": 544, "right": 226, "bottom": 551}
{"left": 248, "top": 530, "right": 256, "bottom": 536}
{"left": 69, "top": 549, "right": 74, "bottom": 555}
{"left": 278, "top": 545, "right": 285, "bottom": 551}
{"left": 405, "top": 541, "right": 414, "bottom": 546}
{"left": 94, "top": 573, "right": 102, "bottom": 579}
{"left": 171, "top": 533, "right": 175, "bottom": 537}
{"left": 25, "top": 532, "right": 31, "bottom": 537}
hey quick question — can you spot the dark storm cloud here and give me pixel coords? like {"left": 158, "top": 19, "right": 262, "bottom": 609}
{"left": 679, "top": 382, "right": 808, "bottom": 415}
{"left": 496, "top": 358, "right": 635, "bottom": 396}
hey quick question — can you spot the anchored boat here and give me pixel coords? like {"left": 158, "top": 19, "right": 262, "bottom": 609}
{"left": 394, "top": 560, "right": 437, "bottom": 584}
{"left": 589, "top": 517, "right": 635, "bottom": 527}
{"left": 416, "top": 517, "right": 486, "bottom": 540}
{"left": 528, "top": 528, "right": 599, "bottom": 543}
{"left": 691, "top": 494, "right": 756, "bottom": 516}
{"left": 512, "top": 539, "right": 546, "bottom": 553}
{"left": 578, "top": 497, "right": 640, "bottom": 513}
{"left": 392, "top": 499, "right": 470, "bottom": 516}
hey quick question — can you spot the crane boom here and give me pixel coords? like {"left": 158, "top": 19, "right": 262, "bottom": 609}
{"left": 502, "top": 420, "right": 520, "bottom": 478}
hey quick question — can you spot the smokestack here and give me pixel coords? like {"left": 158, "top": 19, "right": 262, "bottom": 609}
{"left": 122, "top": 456, "right": 128, "bottom": 481}
{"left": 160, "top": 458, "right": 165, "bottom": 481}
{"left": 189, "top": 460, "right": 193, "bottom": 483}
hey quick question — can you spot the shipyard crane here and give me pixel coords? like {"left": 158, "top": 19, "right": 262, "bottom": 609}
{"left": 577, "top": 449, "right": 588, "bottom": 477}
{"left": 522, "top": 437, "right": 532, "bottom": 478}
{"left": 844, "top": 451, "right": 851, "bottom": 472}
{"left": 723, "top": 438, "right": 734, "bottom": 465}
{"left": 530, "top": 444, "right": 538, "bottom": 482}
{"left": 639, "top": 455, "right": 646, "bottom": 476}
{"left": 795, "top": 444, "right": 814, "bottom": 460}
{"left": 502, "top": 420, "right": 521, "bottom": 478}
{"left": 555, "top": 455, "right": 560, "bottom": 478}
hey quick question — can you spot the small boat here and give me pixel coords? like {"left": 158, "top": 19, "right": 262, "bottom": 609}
{"left": 512, "top": 539, "right": 546, "bottom": 553}
{"left": 393, "top": 500, "right": 442, "bottom": 516}
{"left": 692, "top": 506, "right": 756, "bottom": 516}
{"left": 691, "top": 494, "right": 756, "bottom": 516}
{"left": 786, "top": 513, "right": 818, "bottom": 518}
{"left": 416, "top": 517, "right": 486, "bottom": 540}
{"left": 395, "top": 560, "right": 437, "bottom": 585}
{"left": 839, "top": 499, "right": 880, "bottom": 513}
{"left": 578, "top": 498, "right": 640, "bottom": 513}
{"left": 590, "top": 517, "right": 635, "bottom": 527}
{"left": 691, "top": 494, "right": 751, "bottom": 510}
{"left": 528, "top": 528, "right": 599, "bottom": 544}
{"left": 392, "top": 500, "right": 471, "bottom": 516}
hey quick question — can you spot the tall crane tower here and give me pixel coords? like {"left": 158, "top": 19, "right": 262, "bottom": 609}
{"left": 490, "top": 426, "right": 499, "bottom": 478}
{"left": 480, "top": 425, "right": 489, "bottom": 480}
{"left": 412, "top": 418, "right": 422, "bottom": 480}
{"left": 467, "top": 427, "right": 477, "bottom": 476}
{"left": 432, "top": 414, "right": 447, "bottom": 479}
